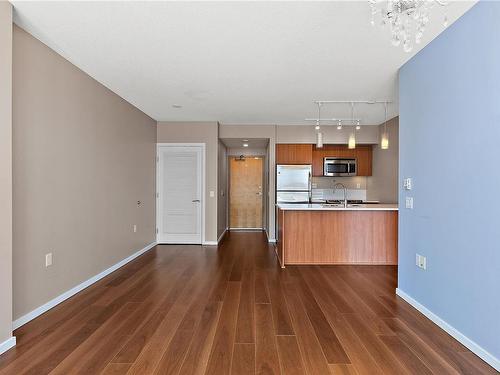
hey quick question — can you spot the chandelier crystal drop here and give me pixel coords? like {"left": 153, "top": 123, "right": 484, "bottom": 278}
{"left": 369, "top": 0, "right": 448, "bottom": 52}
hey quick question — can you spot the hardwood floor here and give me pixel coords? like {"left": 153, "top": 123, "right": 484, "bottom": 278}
{"left": 0, "top": 232, "right": 495, "bottom": 374}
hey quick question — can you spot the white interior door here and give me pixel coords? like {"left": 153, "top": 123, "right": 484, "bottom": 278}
{"left": 157, "top": 145, "right": 203, "bottom": 244}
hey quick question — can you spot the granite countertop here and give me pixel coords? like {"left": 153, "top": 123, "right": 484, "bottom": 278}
{"left": 277, "top": 203, "right": 398, "bottom": 211}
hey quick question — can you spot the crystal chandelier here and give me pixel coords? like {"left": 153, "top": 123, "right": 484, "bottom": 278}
{"left": 369, "top": 0, "right": 449, "bottom": 52}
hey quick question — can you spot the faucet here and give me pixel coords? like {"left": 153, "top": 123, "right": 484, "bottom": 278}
{"left": 334, "top": 182, "right": 348, "bottom": 208}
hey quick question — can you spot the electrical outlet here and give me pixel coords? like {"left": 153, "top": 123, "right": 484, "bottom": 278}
{"left": 356, "top": 183, "right": 361, "bottom": 189}
{"left": 45, "top": 253, "right": 53, "bottom": 267}
{"left": 405, "top": 197, "right": 414, "bottom": 209}
{"left": 312, "top": 183, "right": 318, "bottom": 189}
{"left": 133, "top": 224, "right": 137, "bottom": 233}
{"left": 416, "top": 254, "right": 426, "bottom": 270}
{"left": 209, "top": 190, "right": 215, "bottom": 198}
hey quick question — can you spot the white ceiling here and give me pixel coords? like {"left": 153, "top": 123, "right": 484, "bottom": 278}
{"left": 11, "top": 1, "right": 475, "bottom": 125}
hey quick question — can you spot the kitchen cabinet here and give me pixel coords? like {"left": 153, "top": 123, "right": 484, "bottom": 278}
{"left": 275, "top": 143, "right": 372, "bottom": 176}
{"left": 276, "top": 207, "right": 398, "bottom": 266}
{"left": 275, "top": 144, "right": 312, "bottom": 164}
{"left": 312, "top": 145, "right": 372, "bottom": 176}
{"left": 355, "top": 145, "right": 373, "bottom": 176}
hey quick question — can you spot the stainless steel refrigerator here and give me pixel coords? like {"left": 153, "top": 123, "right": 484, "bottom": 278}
{"left": 276, "top": 164, "right": 312, "bottom": 204}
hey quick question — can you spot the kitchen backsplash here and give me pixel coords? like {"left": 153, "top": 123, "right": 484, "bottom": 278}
{"left": 311, "top": 176, "right": 368, "bottom": 201}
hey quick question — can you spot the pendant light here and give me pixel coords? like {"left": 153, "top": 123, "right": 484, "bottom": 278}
{"left": 348, "top": 102, "right": 356, "bottom": 149}
{"left": 316, "top": 103, "right": 323, "bottom": 148}
{"left": 316, "top": 132, "right": 323, "bottom": 148}
{"left": 348, "top": 133, "right": 356, "bottom": 149}
{"left": 381, "top": 101, "right": 389, "bottom": 150}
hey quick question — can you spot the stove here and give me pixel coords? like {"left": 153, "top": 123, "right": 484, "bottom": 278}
{"left": 326, "top": 199, "right": 364, "bottom": 204}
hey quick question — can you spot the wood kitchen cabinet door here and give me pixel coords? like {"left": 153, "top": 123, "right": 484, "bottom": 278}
{"left": 312, "top": 148, "right": 325, "bottom": 176}
{"left": 355, "top": 146, "right": 372, "bottom": 176}
{"left": 275, "top": 144, "right": 312, "bottom": 164}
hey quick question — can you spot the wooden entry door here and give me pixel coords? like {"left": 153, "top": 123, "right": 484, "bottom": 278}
{"left": 230, "top": 157, "right": 263, "bottom": 229}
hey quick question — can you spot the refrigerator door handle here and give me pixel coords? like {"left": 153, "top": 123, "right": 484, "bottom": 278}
{"left": 308, "top": 172, "right": 312, "bottom": 202}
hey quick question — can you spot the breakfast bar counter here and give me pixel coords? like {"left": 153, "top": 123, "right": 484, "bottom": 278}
{"left": 275, "top": 204, "right": 398, "bottom": 267}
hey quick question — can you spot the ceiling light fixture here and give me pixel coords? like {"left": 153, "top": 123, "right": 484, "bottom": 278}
{"left": 381, "top": 102, "right": 389, "bottom": 150}
{"left": 315, "top": 103, "right": 321, "bottom": 130}
{"left": 243, "top": 143, "right": 249, "bottom": 148}
{"left": 369, "top": 0, "right": 449, "bottom": 52}
{"left": 316, "top": 103, "right": 323, "bottom": 148}
{"left": 316, "top": 132, "right": 323, "bottom": 148}
{"left": 348, "top": 102, "right": 356, "bottom": 149}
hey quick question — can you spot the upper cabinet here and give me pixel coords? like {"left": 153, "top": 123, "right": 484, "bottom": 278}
{"left": 276, "top": 144, "right": 313, "bottom": 164}
{"left": 312, "top": 145, "right": 373, "bottom": 176}
{"left": 276, "top": 143, "right": 372, "bottom": 176}
{"left": 354, "top": 145, "right": 373, "bottom": 176}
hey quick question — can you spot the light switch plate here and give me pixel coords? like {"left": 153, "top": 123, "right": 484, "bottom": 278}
{"left": 45, "top": 253, "right": 53, "bottom": 267}
{"left": 209, "top": 191, "right": 215, "bottom": 198}
{"left": 405, "top": 197, "right": 414, "bottom": 209}
{"left": 404, "top": 178, "right": 412, "bottom": 190}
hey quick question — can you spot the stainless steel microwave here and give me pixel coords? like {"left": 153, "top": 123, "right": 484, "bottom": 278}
{"left": 323, "top": 157, "right": 356, "bottom": 177}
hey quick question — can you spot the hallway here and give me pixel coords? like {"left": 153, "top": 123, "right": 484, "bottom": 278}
{"left": 0, "top": 232, "right": 494, "bottom": 374}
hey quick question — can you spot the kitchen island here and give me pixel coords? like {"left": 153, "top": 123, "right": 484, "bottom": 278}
{"left": 276, "top": 203, "right": 398, "bottom": 267}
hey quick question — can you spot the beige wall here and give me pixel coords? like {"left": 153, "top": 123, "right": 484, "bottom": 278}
{"left": 217, "top": 140, "right": 228, "bottom": 239}
{"left": 0, "top": 2, "right": 13, "bottom": 345}
{"left": 367, "top": 117, "right": 399, "bottom": 203}
{"left": 12, "top": 26, "right": 157, "bottom": 320}
{"left": 157, "top": 121, "right": 219, "bottom": 243}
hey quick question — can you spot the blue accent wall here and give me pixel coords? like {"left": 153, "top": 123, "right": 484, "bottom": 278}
{"left": 399, "top": 1, "right": 500, "bottom": 360}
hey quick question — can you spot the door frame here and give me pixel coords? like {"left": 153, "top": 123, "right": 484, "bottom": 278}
{"left": 228, "top": 154, "right": 265, "bottom": 230}
{"left": 156, "top": 143, "right": 206, "bottom": 244}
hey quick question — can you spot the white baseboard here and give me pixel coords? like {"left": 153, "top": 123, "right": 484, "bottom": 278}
{"left": 12, "top": 241, "right": 157, "bottom": 330}
{"left": 0, "top": 336, "right": 16, "bottom": 355}
{"left": 202, "top": 241, "right": 218, "bottom": 246}
{"left": 229, "top": 227, "right": 264, "bottom": 231}
{"left": 396, "top": 288, "right": 499, "bottom": 372}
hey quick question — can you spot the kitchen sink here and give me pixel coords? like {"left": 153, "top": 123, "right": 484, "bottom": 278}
{"left": 321, "top": 203, "right": 361, "bottom": 208}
